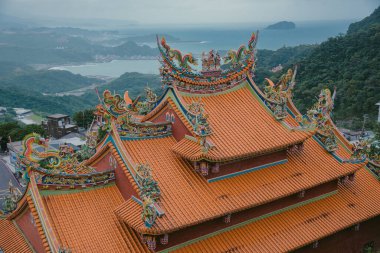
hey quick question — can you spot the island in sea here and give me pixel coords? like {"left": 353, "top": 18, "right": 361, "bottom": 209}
{"left": 266, "top": 21, "right": 296, "bottom": 30}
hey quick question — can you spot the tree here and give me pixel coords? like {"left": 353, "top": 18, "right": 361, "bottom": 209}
{"left": 73, "top": 109, "right": 95, "bottom": 129}
{"left": 0, "top": 122, "right": 45, "bottom": 151}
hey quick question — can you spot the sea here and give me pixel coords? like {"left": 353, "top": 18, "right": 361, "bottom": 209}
{"left": 51, "top": 20, "right": 353, "bottom": 78}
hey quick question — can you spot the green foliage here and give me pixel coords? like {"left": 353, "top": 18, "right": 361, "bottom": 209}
{"left": 254, "top": 7, "right": 380, "bottom": 130}
{"left": 347, "top": 6, "right": 380, "bottom": 34}
{"left": 375, "top": 123, "right": 380, "bottom": 140}
{"left": 293, "top": 20, "right": 380, "bottom": 128}
{"left": 0, "top": 121, "right": 45, "bottom": 151}
{"left": 0, "top": 68, "right": 101, "bottom": 93}
{"left": 0, "top": 86, "right": 97, "bottom": 115}
{"left": 73, "top": 109, "right": 96, "bottom": 129}
{"left": 0, "top": 28, "right": 157, "bottom": 64}
{"left": 97, "top": 127, "right": 107, "bottom": 142}
{"left": 255, "top": 45, "right": 316, "bottom": 85}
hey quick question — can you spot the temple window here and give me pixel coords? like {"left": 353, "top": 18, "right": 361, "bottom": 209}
{"left": 165, "top": 112, "right": 170, "bottom": 122}
{"left": 200, "top": 161, "right": 209, "bottom": 176}
{"left": 146, "top": 236, "right": 156, "bottom": 250}
{"left": 224, "top": 213, "right": 232, "bottom": 223}
{"left": 170, "top": 113, "right": 175, "bottom": 123}
{"left": 298, "top": 190, "right": 305, "bottom": 198}
{"left": 354, "top": 223, "right": 360, "bottom": 231}
{"left": 160, "top": 234, "right": 169, "bottom": 245}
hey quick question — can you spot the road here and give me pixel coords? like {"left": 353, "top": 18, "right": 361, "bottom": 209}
{"left": 0, "top": 157, "right": 22, "bottom": 207}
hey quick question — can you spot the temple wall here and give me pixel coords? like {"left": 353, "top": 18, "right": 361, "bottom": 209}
{"left": 206, "top": 150, "right": 287, "bottom": 180}
{"left": 293, "top": 215, "right": 380, "bottom": 253}
{"left": 91, "top": 150, "right": 138, "bottom": 200}
{"left": 15, "top": 207, "right": 46, "bottom": 253}
{"left": 156, "top": 179, "right": 338, "bottom": 251}
{"left": 152, "top": 107, "right": 191, "bottom": 141}
{"left": 91, "top": 151, "right": 112, "bottom": 172}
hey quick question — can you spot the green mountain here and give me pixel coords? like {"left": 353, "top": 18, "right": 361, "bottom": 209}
{"left": 0, "top": 87, "right": 97, "bottom": 115}
{"left": 266, "top": 21, "right": 296, "bottom": 30}
{"left": 0, "top": 68, "right": 101, "bottom": 93}
{"left": 0, "top": 28, "right": 157, "bottom": 64}
{"left": 99, "top": 72, "right": 162, "bottom": 98}
{"left": 292, "top": 6, "right": 380, "bottom": 128}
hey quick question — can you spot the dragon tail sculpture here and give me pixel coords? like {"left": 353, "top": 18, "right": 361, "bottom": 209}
{"left": 248, "top": 31, "right": 259, "bottom": 51}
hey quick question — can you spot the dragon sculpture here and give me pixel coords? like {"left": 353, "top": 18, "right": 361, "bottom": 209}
{"left": 351, "top": 139, "right": 370, "bottom": 160}
{"left": 135, "top": 163, "right": 161, "bottom": 228}
{"left": 20, "top": 133, "right": 95, "bottom": 176}
{"left": 135, "top": 87, "right": 158, "bottom": 115}
{"left": 103, "top": 90, "right": 128, "bottom": 116}
{"left": 305, "top": 88, "right": 338, "bottom": 152}
{"left": 160, "top": 36, "right": 198, "bottom": 71}
{"left": 263, "top": 68, "right": 296, "bottom": 119}
{"left": 350, "top": 138, "right": 380, "bottom": 164}
{"left": 187, "top": 98, "right": 214, "bottom": 153}
{"left": 224, "top": 31, "right": 258, "bottom": 67}
{"left": 223, "top": 45, "right": 249, "bottom": 67}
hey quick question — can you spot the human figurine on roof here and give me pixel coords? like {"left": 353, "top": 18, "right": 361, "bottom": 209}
{"left": 201, "top": 52, "right": 208, "bottom": 71}
{"left": 215, "top": 52, "right": 221, "bottom": 70}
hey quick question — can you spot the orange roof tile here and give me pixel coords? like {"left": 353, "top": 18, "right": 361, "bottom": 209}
{"left": 43, "top": 185, "right": 149, "bottom": 252}
{"left": 0, "top": 219, "right": 32, "bottom": 253}
{"left": 117, "top": 136, "right": 361, "bottom": 234}
{"left": 173, "top": 168, "right": 380, "bottom": 253}
{"left": 172, "top": 83, "right": 312, "bottom": 162}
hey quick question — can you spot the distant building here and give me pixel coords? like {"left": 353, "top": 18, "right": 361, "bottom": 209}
{"left": 41, "top": 114, "right": 78, "bottom": 139}
{"left": 270, "top": 64, "right": 283, "bottom": 73}
{"left": 0, "top": 107, "right": 6, "bottom": 116}
{"left": 13, "top": 108, "right": 32, "bottom": 116}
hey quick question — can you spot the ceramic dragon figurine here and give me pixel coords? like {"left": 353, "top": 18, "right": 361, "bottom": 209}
{"left": 103, "top": 90, "right": 128, "bottom": 116}
{"left": 22, "top": 133, "right": 62, "bottom": 168}
{"left": 223, "top": 45, "right": 249, "bottom": 67}
{"left": 136, "top": 163, "right": 161, "bottom": 228}
{"left": 21, "top": 133, "right": 94, "bottom": 175}
{"left": 160, "top": 36, "right": 198, "bottom": 71}
{"left": 169, "top": 49, "right": 198, "bottom": 71}
{"left": 224, "top": 31, "right": 258, "bottom": 67}
{"left": 263, "top": 67, "right": 297, "bottom": 120}
{"left": 306, "top": 88, "right": 338, "bottom": 152}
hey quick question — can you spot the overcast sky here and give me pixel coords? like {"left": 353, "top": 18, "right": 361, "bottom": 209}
{"left": 0, "top": 0, "right": 379, "bottom": 25}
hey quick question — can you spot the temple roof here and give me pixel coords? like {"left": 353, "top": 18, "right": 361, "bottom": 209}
{"left": 0, "top": 219, "right": 32, "bottom": 252}
{"left": 42, "top": 184, "right": 148, "bottom": 252}
{"left": 115, "top": 135, "right": 361, "bottom": 235}
{"left": 171, "top": 82, "right": 312, "bottom": 162}
{"left": 3, "top": 31, "right": 378, "bottom": 253}
{"left": 172, "top": 168, "right": 380, "bottom": 253}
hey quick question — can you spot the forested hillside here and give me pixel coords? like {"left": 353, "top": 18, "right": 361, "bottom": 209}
{"left": 292, "top": 6, "right": 380, "bottom": 128}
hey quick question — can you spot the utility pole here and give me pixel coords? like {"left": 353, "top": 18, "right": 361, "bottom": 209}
{"left": 361, "top": 114, "right": 368, "bottom": 138}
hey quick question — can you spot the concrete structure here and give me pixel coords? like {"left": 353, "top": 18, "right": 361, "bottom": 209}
{"left": 377, "top": 102, "right": 380, "bottom": 123}
{"left": 42, "top": 114, "right": 78, "bottom": 139}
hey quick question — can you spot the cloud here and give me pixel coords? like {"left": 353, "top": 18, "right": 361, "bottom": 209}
{"left": 1, "top": 0, "right": 379, "bottom": 24}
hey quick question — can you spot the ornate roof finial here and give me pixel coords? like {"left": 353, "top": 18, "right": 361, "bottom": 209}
{"left": 187, "top": 98, "right": 212, "bottom": 137}
{"left": 135, "top": 163, "right": 161, "bottom": 228}
{"left": 20, "top": 133, "right": 95, "bottom": 176}
{"left": 306, "top": 88, "right": 338, "bottom": 152}
{"left": 0, "top": 180, "right": 21, "bottom": 214}
{"left": 263, "top": 67, "right": 296, "bottom": 120}
{"left": 103, "top": 90, "right": 129, "bottom": 116}
{"left": 351, "top": 138, "right": 370, "bottom": 160}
